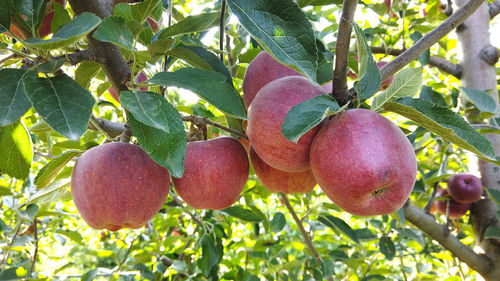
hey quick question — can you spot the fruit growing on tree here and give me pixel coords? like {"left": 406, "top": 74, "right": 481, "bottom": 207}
{"left": 435, "top": 188, "right": 471, "bottom": 219}
{"left": 109, "top": 72, "right": 149, "bottom": 102}
{"left": 249, "top": 145, "right": 316, "bottom": 194}
{"left": 242, "top": 51, "right": 301, "bottom": 108}
{"left": 247, "top": 76, "right": 327, "bottom": 172}
{"left": 172, "top": 137, "right": 249, "bottom": 210}
{"left": 71, "top": 142, "right": 171, "bottom": 231}
{"left": 309, "top": 109, "right": 417, "bottom": 216}
{"left": 447, "top": 173, "right": 483, "bottom": 203}
{"left": 6, "top": 0, "right": 65, "bottom": 39}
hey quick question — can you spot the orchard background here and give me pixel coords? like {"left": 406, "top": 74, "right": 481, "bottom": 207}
{"left": 1, "top": 0, "right": 500, "bottom": 280}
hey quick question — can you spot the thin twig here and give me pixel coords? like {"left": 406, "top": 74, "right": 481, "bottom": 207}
{"left": 332, "top": 0, "right": 358, "bottom": 106}
{"left": 169, "top": 191, "right": 204, "bottom": 227}
{"left": 424, "top": 151, "right": 449, "bottom": 213}
{"left": 379, "top": 0, "right": 486, "bottom": 82}
{"left": 400, "top": 255, "right": 408, "bottom": 281}
{"left": 181, "top": 115, "right": 248, "bottom": 139}
{"left": 225, "top": 35, "right": 235, "bottom": 77}
{"left": 219, "top": 0, "right": 226, "bottom": 62}
{"left": 0, "top": 219, "right": 24, "bottom": 265}
{"left": 29, "top": 220, "right": 39, "bottom": 275}
{"left": 370, "top": 46, "right": 462, "bottom": 78}
{"left": 52, "top": 49, "right": 105, "bottom": 65}
{"left": 115, "top": 236, "right": 136, "bottom": 272}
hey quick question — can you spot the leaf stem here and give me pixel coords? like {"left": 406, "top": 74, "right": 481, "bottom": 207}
{"left": 181, "top": 115, "right": 248, "bottom": 139}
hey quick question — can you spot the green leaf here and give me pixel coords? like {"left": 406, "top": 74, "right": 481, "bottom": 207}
{"left": 17, "top": 204, "right": 39, "bottom": 220}
{"left": 23, "top": 13, "right": 102, "bottom": 50}
{"left": 0, "top": 268, "right": 18, "bottom": 281}
{"left": 484, "top": 226, "right": 500, "bottom": 239}
{"left": 25, "top": 179, "right": 71, "bottom": 205}
{"left": 318, "top": 214, "right": 360, "bottom": 245}
{"left": 419, "top": 86, "right": 447, "bottom": 107}
{"left": 55, "top": 229, "right": 83, "bottom": 244}
{"left": 0, "top": 0, "right": 11, "bottom": 33}
{"left": 128, "top": 112, "right": 186, "bottom": 178}
{"left": 371, "top": 67, "right": 423, "bottom": 111}
{"left": 270, "top": 212, "right": 286, "bottom": 232}
{"left": 397, "top": 208, "right": 405, "bottom": 227}
{"left": 0, "top": 120, "right": 33, "bottom": 179}
{"left": 383, "top": 97, "right": 496, "bottom": 162}
{"left": 38, "top": 57, "right": 66, "bottom": 73}
{"left": 130, "top": 0, "right": 162, "bottom": 23}
{"left": 51, "top": 1, "right": 71, "bottom": 33}
{"left": 379, "top": 236, "right": 396, "bottom": 260}
{"left": 34, "top": 150, "right": 81, "bottom": 188}
{"left": 198, "top": 234, "right": 221, "bottom": 277}
{"left": 0, "top": 69, "right": 30, "bottom": 126}
{"left": 75, "top": 62, "right": 101, "bottom": 88}
{"left": 410, "top": 32, "right": 430, "bottom": 65}
{"left": 22, "top": 71, "right": 95, "bottom": 140}
{"left": 320, "top": 259, "right": 335, "bottom": 278}
{"left": 92, "top": 16, "right": 134, "bottom": 50}
{"left": 227, "top": 0, "right": 318, "bottom": 81}
{"left": 353, "top": 23, "right": 381, "bottom": 101}
{"left": 149, "top": 68, "right": 246, "bottom": 119}
{"left": 81, "top": 269, "right": 99, "bottom": 281}
{"left": 220, "top": 206, "right": 263, "bottom": 222}
{"left": 298, "top": 0, "right": 342, "bottom": 7}
{"left": 9, "top": 0, "right": 46, "bottom": 33}
{"left": 155, "top": 12, "right": 220, "bottom": 39}
{"left": 461, "top": 87, "right": 498, "bottom": 114}
{"left": 282, "top": 95, "right": 340, "bottom": 143}
{"left": 487, "top": 189, "right": 500, "bottom": 204}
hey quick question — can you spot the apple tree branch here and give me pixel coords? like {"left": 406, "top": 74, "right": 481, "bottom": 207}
{"left": 490, "top": 0, "right": 500, "bottom": 18}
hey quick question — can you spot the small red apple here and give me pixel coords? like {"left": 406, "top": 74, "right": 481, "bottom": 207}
{"left": 249, "top": 145, "right": 316, "bottom": 194}
{"left": 172, "top": 137, "right": 249, "bottom": 210}
{"left": 247, "top": 76, "right": 327, "bottom": 172}
{"left": 109, "top": 72, "right": 149, "bottom": 102}
{"left": 435, "top": 188, "right": 471, "bottom": 219}
{"left": 242, "top": 51, "right": 302, "bottom": 108}
{"left": 446, "top": 173, "right": 482, "bottom": 204}
{"left": 309, "top": 109, "right": 417, "bottom": 216}
{"left": 71, "top": 142, "right": 171, "bottom": 231}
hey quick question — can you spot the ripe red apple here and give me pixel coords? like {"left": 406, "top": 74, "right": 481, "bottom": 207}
{"left": 323, "top": 81, "right": 333, "bottom": 93}
{"left": 435, "top": 188, "right": 471, "bottom": 219}
{"left": 247, "top": 76, "right": 327, "bottom": 172}
{"left": 71, "top": 142, "right": 171, "bottom": 231}
{"left": 109, "top": 72, "right": 149, "bottom": 102}
{"left": 249, "top": 145, "right": 316, "bottom": 194}
{"left": 172, "top": 137, "right": 249, "bottom": 210}
{"left": 309, "top": 109, "right": 417, "bottom": 216}
{"left": 446, "top": 173, "right": 483, "bottom": 203}
{"left": 6, "top": 0, "right": 65, "bottom": 39}
{"left": 242, "top": 51, "right": 302, "bottom": 108}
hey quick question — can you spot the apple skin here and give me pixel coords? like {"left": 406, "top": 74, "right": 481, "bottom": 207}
{"left": 323, "top": 81, "right": 333, "bottom": 93}
{"left": 242, "top": 51, "right": 302, "bottom": 108}
{"left": 172, "top": 137, "right": 249, "bottom": 210}
{"left": 249, "top": 145, "right": 316, "bottom": 194}
{"left": 309, "top": 109, "right": 417, "bottom": 216}
{"left": 109, "top": 72, "right": 149, "bottom": 102}
{"left": 435, "top": 188, "right": 471, "bottom": 219}
{"left": 247, "top": 76, "right": 328, "bottom": 172}
{"left": 71, "top": 142, "right": 171, "bottom": 231}
{"left": 446, "top": 173, "right": 483, "bottom": 204}
{"left": 376, "top": 61, "right": 394, "bottom": 90}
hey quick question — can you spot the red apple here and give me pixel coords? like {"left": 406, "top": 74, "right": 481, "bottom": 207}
{"left": 309, "top": 109, "right": 417, "bottom": 216}
{"left": 323, "top": 81, "right": 333, "bottom": 93}
{"left": 242, "top": 51, "right": 302, "bottom": 108}
{"left": 249, "top": 145, "right": 316, "bottom": 194}
{"left": 435, "top": 188, "right": 471, "bottom": 219}
{"left": 172, "top": 137, "right": 249, "bottom": 210}
{"left": 71, "top": 142, "right": 171, "bottom": 231}
{"left": 109, "top": 72, "right": 149, "bottom": 102}
{"left": 247, "top": 76, "right": 327, "bottom": 172}
{"left": 446, "top": 173, "right": 483, "bottom": 203}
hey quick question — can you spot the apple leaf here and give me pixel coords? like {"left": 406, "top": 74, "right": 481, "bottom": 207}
{"left": 227, "top": 0, "right": 318, "bottom": 81}
{"left": 383, "top": 97, "right": 496, "bottom": 163}
{"left": 130, "top": 0, "right": 163, "bottom": 23}
{"left": 318, "top": 214, "right": 360, "bottom": 245}
{"left": 25, "top": 179, "right": 71, "bottom": 205}
{"left": 270, "top": 212, "right": 286, "bottom": 232}
{"left": 220, "top": 206, "right": 263, "bottom": 223}
{"left": 0, "top": 0, "right": 10, "bottom": 33}
{"left": 353, "top": 23, "right": 381, "bottom": 101}
{"left": 23, "top": 13, "right": 101, "bottom": 50}
{"left": 149, "top": 68, "right": 246, "bottom": 119}
{"left": 93, "top": 16, "right": 135, "bottom": 51}
{"left": 34, "top": 150, "right": 81, "bottom": 189}
{"left": 38, "top": 57, "right": 66, "bottom": 73}
{"left": 282, "top": 95, "right": 340, "bottom": 143}
{"left": 198, "top": 234, "right": 222, "bottom": 277}
{"left": 419, "top": 86, "right": 447, "bottom": 107}
{"left": 155, "top": 12, "right": 220, "bottom": 39}
{"left": 0, "top": 120, "right": 33, "bottom": 180}
{"left": 487, "top": 189, "right": 500, "bottom": 204}
{"left": 484, "top": 226, "right": 500, "bottom": 240}
{"left": 22, "top": 71, "right": 95, "bottom": 140}
{"left": 297, "top": 0, "right": 342, "bottom": 7}
{"left": 379, "top": 236, "right": 396, "bottom": 260}
{"left": 128, "top": 111, "right": 186, "bottom": 178}
{"left": 51, "top": 1, "right": 71, "bottom": 33}
{"left": 460, "top": 87, "right": 498, "bottom": 115}
{"left": 371, "top": 67, "right": 423, "bottom": 111}
{"left": 75, "top": 62, "right": 101, "bottom": 88}
{"left": 0, "top": 69, "right": 31, "bottom": 126}
{"left": 9, "top": 0, "right": 46, "bottom": 33}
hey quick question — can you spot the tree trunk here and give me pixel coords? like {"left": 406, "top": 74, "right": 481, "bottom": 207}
{"left": 454, "top": 1, "right": 500, "bottom": 279}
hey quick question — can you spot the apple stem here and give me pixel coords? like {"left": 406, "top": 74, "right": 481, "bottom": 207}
{"left": 181, "top": 115, "right": 248, "bottom": 140}
{"left": 279, "top": 193, "right": 334, "bottom": 280}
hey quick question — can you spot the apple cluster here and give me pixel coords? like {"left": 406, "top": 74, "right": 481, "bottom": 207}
{"left": 244, "top": 51, "right": 417, "bottom": 217}
{"left": 432, "top": 174, "right": 483, "bottom": 218}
